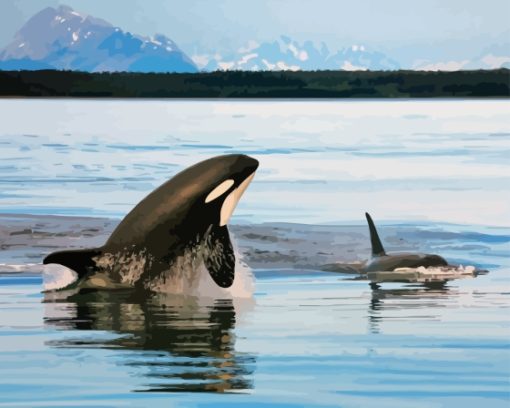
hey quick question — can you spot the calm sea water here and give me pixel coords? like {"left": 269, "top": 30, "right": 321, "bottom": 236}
{"left": 0, "top": 99, "right": 509, "bottom": 407}
{"left": 0, "top": 99, "right": 509, "bottom": 225}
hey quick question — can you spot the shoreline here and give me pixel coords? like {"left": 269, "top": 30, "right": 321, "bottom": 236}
{"left": 1, "top": 69, "right": 508, "bottom": 98}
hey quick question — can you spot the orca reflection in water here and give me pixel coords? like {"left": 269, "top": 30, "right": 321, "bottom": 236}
{"left": 368, "top": 284, "right": 452, "bottom": 334}
{"left": 322, "top": 212, "right": 448, "bottom": 274}
{"left": 44, "top": 291, "right": 255, "bottom": 393}
{"left": 43, "top": 154, "right": 258, "bottom": 294}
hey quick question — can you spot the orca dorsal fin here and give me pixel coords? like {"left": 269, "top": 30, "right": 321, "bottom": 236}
{"left": 365, "top": 212, "right": 386, "bottom": 257}
{"left": 43, "top": 248, "right": 101, "bottom": 279}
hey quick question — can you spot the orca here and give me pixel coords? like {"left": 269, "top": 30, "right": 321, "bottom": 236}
{"left": 322, "top": 212, "right": 448, "bottom": 274}
{"left": 43, "top": 154, "right": 258, "bottom": 293}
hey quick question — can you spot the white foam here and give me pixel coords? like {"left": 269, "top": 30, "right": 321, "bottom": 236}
{"left": 390, "top": 264, "right": 478, "bottom": 283}
{"left": 394, "top": 265, "right": 476, "bottom": 275}
{"left": 369, "top": 264, "right": 481, "bottom": 285}
{"left": 42, "top": 264, "right": 78, "bottom": 291}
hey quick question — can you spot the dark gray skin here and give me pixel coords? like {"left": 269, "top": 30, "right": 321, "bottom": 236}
{"left": 364, "top": 253, "right": 448, "bottom": 272}
{"left": 322, "top": 212, "right": 448, "bottom": 274}
{"left": 43, "top": 154, "right": 259, "bottom": 293}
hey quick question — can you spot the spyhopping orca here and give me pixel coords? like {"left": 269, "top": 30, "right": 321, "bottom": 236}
{"left": 43, "top": 154, "right": 258, "bottom": 293}
{"left": 322, "top": 212, "right": 448, "bottom": 273}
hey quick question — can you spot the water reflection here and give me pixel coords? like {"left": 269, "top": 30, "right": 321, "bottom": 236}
{"left": 367, "top": 283, "right": 455, "bottom": 334}
{"left": 43, "top": 290, "right": 255, "bottom": 393}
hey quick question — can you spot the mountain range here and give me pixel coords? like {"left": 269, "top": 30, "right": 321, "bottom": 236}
{"left": 196, "top": 36, "right": 400, "bottom": 71}
{"left": 0, "top": 5, "right": 508, "bottom": 73}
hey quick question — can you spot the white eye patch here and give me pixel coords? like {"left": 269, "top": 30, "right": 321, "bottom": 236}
{"left": 205, "top": 179, "right": 234, "bottom": 203}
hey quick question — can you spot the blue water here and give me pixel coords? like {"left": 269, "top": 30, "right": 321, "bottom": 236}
{"left": 1, "top": 258, "right": 509, "bottom": 407}
{"left": 0, "top": 99, "right": 509, "bottom": 407}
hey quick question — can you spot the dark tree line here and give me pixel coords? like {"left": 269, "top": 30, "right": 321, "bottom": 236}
{"left": 0, "top": 69, "right": 508, "bottom": 98}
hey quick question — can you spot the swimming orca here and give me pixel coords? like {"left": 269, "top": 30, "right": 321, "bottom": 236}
{"left": 43, "top": 154, "right": 259, "bottom": 293}
{"left": 322, "top": 212, "right": 448, "bottom": 273}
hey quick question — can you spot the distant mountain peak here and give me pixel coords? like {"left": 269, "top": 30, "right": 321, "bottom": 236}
{"left": 0, "top": 4, "right": 197, "bottom": 73}
{"left": 195, "top": 36, "right": 400, "bottom": 72}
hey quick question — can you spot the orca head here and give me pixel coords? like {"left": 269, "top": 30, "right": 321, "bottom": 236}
{"left": 165, "top": 154, "right": 258, "bottom": 233}
{"left": 112, "top": 154, "right": 259, "bottom": 241}
{"left": 201, "top": 154, "right": 259, "bottom": 227}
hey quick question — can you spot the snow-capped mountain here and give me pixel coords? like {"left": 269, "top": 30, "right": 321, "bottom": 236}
{"left": 0, "top": 5, "right": 197, "bottom": 73}
{"left": 196, "top": 36, "right": 400, "bottom": 72}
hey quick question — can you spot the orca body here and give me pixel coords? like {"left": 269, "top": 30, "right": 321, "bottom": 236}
{"left": 43, "top": 154, "right": 258, "bottom": 293}
{"left": 322, "top": 212, "right": 448, "bottom": 274}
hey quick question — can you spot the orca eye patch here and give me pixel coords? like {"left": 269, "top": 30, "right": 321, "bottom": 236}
{"left": 205, "top": 179, "right": 235, "bottom": 203}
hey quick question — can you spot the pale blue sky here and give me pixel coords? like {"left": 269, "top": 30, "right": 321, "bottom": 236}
{"left": 1, "top": 0, "right": 509, "bottom": 65}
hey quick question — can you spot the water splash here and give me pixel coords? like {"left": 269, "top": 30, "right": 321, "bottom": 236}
{"left": 43, "top": 264, "right": 78, "bottom": 290}
{"left": 369, "top": 264, "right": 480, "bottom": 284}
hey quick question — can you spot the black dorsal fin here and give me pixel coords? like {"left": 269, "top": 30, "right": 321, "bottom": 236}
{"left": 203, "top": 225, "right": 235, "bottom": 288}
{"left": 365, "top": 212, "right": 386, "bottom": 257}
{"left": 43, "top": 248, "right": 101, "bottom": 279}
